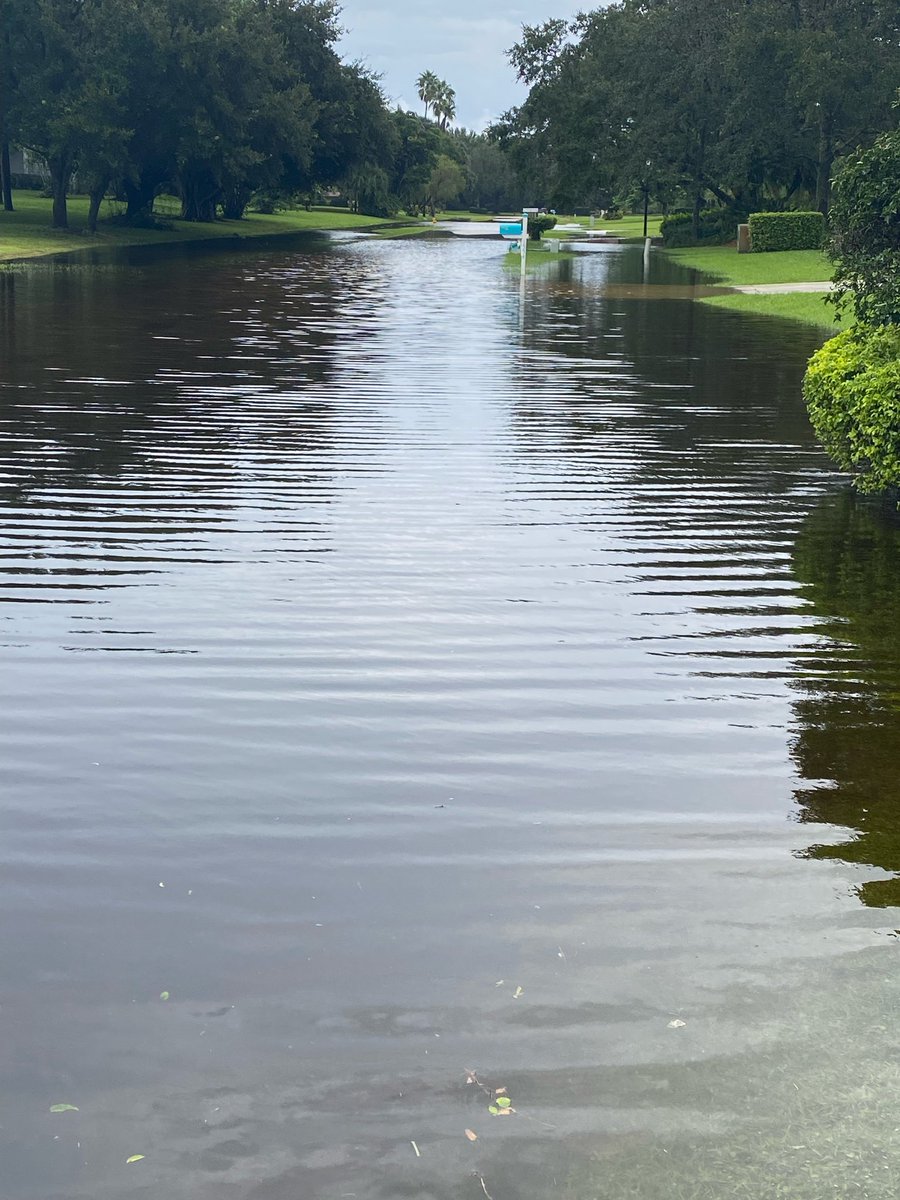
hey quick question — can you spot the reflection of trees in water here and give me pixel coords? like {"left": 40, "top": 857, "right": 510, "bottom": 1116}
{"left": 0, "top": 244, "right": 388, "bottom": 604}
{"left": 0, "top": 244, "right": 382, "bottom": 505}
{"left": 791, "top": 492, "right": 900, "bottom": 906}
{"left": 511, "top": 256, "right": 822, "bottom": 494}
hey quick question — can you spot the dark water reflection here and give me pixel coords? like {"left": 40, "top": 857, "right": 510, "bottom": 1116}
{"left": 791, "top": 493, "right": 900, "bottom": 906}
{"left": 1, "top": 239, "right": 899, "bottom": 1199}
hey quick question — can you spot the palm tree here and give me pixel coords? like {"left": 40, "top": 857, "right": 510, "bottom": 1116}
{"left": 416, "top": 71, "right": 440, "bottom": 119}
{"left": 433, "top": 81, "right": 456, "bottom": 130}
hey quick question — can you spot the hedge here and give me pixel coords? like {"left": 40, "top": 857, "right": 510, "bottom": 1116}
{"left": 660, "top": 208, "right": 737, "bottom": 247}
{"left": 803, "top": 324, "right": 900, "bottom": 493}
{"left": 749, "top": 211, "right": 825, "bottom": 252}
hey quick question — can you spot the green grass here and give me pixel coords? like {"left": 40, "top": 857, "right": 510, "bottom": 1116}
{"left": 702, "top": 290, "right": 847, "bottom": 330}
{"left": 503, "top": 240, "right": 576, "bottom": 269}
{"left": 663, "top": 244, "right": 831, "bottom": 285}
{"left": 0, "top": 191, "right": 398, "bottom": 263}
{"left": 661, "top": 243, "right": 841, "bottom": 330}
{"left": 545, "top": 213, "right": 663, "bottom": 241}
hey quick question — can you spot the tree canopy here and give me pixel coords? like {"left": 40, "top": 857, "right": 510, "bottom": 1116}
{"left": 2, "top": 1, "right": 521, "bottom": 227}
{"left": 498, "top": 0, "right": 900, "bottom": 223}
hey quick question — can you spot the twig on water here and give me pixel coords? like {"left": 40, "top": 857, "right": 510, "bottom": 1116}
{"left": 474, "top": 1172, "right": 494, "bottom": 1200}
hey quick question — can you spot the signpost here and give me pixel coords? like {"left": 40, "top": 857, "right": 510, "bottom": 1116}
{"left": 521, "top": 208, "right": 539, "bottom": 286}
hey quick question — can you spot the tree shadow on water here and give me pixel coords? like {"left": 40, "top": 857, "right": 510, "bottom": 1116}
{"left": 790, "top": 490, "right": 900, "bottom": 907}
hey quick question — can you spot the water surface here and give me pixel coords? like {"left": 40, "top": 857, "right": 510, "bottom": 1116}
{"left": 1, "top": 237, "right": 899, "bottom": 1199}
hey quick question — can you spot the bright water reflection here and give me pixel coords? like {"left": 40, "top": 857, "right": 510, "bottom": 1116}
{"left": 1, "top": 238, "right": 899, "bottom": 1199}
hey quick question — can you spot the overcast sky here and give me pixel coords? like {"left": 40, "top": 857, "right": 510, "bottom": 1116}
{"left": 337, "top": 0, "right": 577, "bottom": 131}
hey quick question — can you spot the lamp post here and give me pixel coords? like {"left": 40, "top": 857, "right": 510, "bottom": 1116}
{"left": 642, "top": 160, "right": 652, "bottom": 239}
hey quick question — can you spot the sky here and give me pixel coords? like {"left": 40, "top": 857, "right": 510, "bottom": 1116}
{"left": 337, "top": 0, "right": 577, "bottom": 131}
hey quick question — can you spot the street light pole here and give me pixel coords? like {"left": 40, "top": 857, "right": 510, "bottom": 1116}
{"left": 642, "top": 159, "right": 652, "bottom": 239}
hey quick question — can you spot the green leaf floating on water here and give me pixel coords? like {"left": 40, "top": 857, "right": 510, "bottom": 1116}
{"left": 496, "top": 1097, "right": 511, "bottom": 1108}
{"left": 159, "top": 991, "right": 170, "bottom": 1001}
{"left": 126, "top": 1154, "right": 145, "bottom": 1164}
{"left": 49, "top": 1104, "right": 79, "bottom": 1113}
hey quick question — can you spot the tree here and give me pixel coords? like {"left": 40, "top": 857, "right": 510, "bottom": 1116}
{"left": 426, "top": 152, "right": 464, "bottom": 212}
{"left": 433, "top": 80, "right": 456, "bottom": 129}
{"left": 416, "top": 70, "right": 440, "bottom": 119}
{"left": 828, "top": 125, "right": 900, "bottom": 326}
{"left": 502, "top": 0, "right": 900, "bottom": 223}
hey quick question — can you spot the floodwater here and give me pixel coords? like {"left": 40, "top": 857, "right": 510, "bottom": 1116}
{"left": 1, "top": 236, "right": 900, "bottom": 1200}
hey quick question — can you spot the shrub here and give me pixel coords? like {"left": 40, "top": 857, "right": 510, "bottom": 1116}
{"left": 660, "top": 208, "right": 737, "bottom": 247}
{"left": 803, "top": 325, "right": 900, "bottom": 493}
{"left": 748, "top": 211, "right": 825, "bottom": 252}
{"left": 829, "top": 128, "right": 900, "bottom": 326}
{"left": 527, "top": 214, "right": 557, "bottom": 240}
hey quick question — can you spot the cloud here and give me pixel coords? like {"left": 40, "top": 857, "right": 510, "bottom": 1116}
{"left": 337, "top": 0, "right": 579, "bottom": 128}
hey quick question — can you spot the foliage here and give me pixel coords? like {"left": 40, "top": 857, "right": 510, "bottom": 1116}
{"left": 803, "top": 325, "right": 900, "bottom": 492}
{"left": 749, "top": 211, "right": 824, "bottom": 252}
{"left": 526, "top": 213, "right": 556, "bottom": 240}
{"left": 828, "top": 127, "right": 900, "bottom": 326}
{"left": 3, "top": 0, "right": 416, "bottom": 226}
{"left": 660, "top": 208, "right": 737, "bottom": 246}
{"left": 501, "top": 0, "right": 900, "bottom": 218}
{"left": 426, "top": 154, "right": 464, "bottom": 212}
{"left": 415, "top": 70, "right": 456, "bottom": 129}
{"left": 663, "top": 244, "right": 831, "bottom": 285}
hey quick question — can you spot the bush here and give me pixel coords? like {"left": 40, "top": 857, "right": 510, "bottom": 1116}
{"left": 527, "top": 213, "right": 557, "bottom": 240}
{"left": 660, "top": 208, "right": 737, "bottom": 247}
{"left": 803, "top": 325, "right": 900, "bottom": 493}
{"left": 829, "top": 128, "right": 900, "bottom": 326}
{"left": 748, "top": 211, "right": 824, "bottom": 252}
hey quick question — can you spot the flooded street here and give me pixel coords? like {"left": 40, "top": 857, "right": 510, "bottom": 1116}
{"left": 1, "top": 236, "right": 900, "bottom": 1199}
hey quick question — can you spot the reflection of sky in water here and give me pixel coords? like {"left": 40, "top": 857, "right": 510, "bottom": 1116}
{"left": 0, "top": 240, "right": 897, "bottom": 1200}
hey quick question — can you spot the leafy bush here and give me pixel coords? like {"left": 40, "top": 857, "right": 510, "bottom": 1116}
{"left": 660, "top": 208, "right": 737, "bottom": 247}
{"left": 749, "top": 211, "right": 824, "bottom": 252}
{"left": 803, "top": 325, "right": 900, "bottom": 493}
{"left": 527, "top": 214, "right": 557, "bottom": 240}
{"left": 829, "top": 128, "right": 900, "bottom": 326}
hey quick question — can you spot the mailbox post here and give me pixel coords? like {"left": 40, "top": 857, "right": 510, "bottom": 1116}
{"left": 521, "top": 208, "right": 539, "bottom": 285}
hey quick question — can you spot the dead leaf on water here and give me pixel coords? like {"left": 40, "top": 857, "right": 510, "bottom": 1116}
{"left": 667, "top": 1019, "right": 687, "bottom": 1029}
{"left": 465, "top": 1129, "right": 478, "bottom": 1141}
{"left": 494, "top": 1086, "right": 507, "bottom": 1095}
{"left": 513, "top": 986, "right": 523, "bottom": 999}
{"left": 49, "top": 1104, "right": 79, "bottom": 1113}
{"left": 126, "top": 1155, "right": 145, "bottom": 1164}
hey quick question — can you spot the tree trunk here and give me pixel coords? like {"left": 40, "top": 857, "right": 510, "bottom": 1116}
{"left": 48, "top": 154, "right": 71, "bottom": 229}
{"left": 87, "top": 178, "right": 108, "bottom": 233}
{"left": 180, "top": 170, "right": 219, "bottom": 222}
{"left": 1, "top": 140, "right": 12, "bottom": 212}
{"left": 691, "top": 191, "right": 702, "bottom": 241}
{"left": 815, "top": 112, "right": 833, "bottom": 217}
{"left": 124, "top": 177, "right": 156, "bottom": 222}
{"left": 221, "top": 184, "right": 251, "bottom": 220}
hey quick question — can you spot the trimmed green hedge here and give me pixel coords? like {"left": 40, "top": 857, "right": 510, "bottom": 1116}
{"left": 803, "top": 325, "right": 900, "bottom": 493}
{"left": 660, "top": 208, "right": 737, "bottom": 247}
{"left": 749, "top": 211, "right": 825, "bottom": 252}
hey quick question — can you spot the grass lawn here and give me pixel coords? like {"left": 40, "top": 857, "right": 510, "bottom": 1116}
{"left": 0, "top": 191, "right": 399, "bottom": 263}
{"left": 544, "top": 213, "right": 663, "bottom": 241}
{"left": 661, "top": 243, "right": 841, "bottom": 330}
{"left": 663, "top": 244, "right": 831, "bottom": 285}
{"left": 702, "top": 290, "right": 847, "bottom": 331}
{"left": 503, "top": 240, "right": 577, "bottom": 269}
